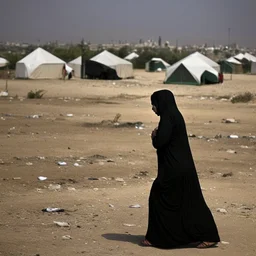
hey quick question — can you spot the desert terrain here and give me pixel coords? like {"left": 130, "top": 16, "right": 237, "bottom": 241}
{"left": 0, "top": 70, "right": 256, "bottom": 256}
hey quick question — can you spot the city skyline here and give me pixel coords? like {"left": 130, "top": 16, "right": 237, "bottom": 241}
{"left": 1, "top": 0, "right": 255, "bottom": 48}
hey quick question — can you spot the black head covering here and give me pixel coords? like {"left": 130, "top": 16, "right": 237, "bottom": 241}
{"left": 151, "top": 90, "right": 178, "bottom": 116}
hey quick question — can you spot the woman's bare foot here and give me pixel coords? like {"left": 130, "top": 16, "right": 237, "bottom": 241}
{"left": 196, "top": 241, "right": 218, "bottom": 249}
{"left": 141, "top": 239, "right": 152, "bottom": 246}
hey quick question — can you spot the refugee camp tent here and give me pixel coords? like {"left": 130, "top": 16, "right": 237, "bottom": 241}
{"left": 0, "top": 57, "right": 9, "bottom": 67}
{"left": 68, "top": 56, "right": 81, "bottom": 77}
{"left": 190, "top": 52, "right": 220, "bottom": 72}
{"left": 234, "top": 53, "right": 245, "bottom": 61}
{"left": 15, "top": 47, "right": 65, "bottom": 79}
{"left": 243, "top": 53, "right": 256, "bottom": 62}
{"left": 251, "top": 62, "right": 256, "bottom": 74}
{"left": 164, "top": 54, "right": 219, "bottom": 85}
{"left": 124, "top": 52, "right": 139, "bottom": 61}
{"left": 145, "top": 58, "right": 170, "bottom": 72}
{"left": 85, "top": 50, "right": 133, "bottom": 79}
{"left": 220, "top": 57, "right": 243, "bottom": 74}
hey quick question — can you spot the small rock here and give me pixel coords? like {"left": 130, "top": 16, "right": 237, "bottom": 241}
{"left": 215, "top": 134, "right": 222, "bottom": 139}
{"left": 62, "top": 235, "right": 72, "bottom": 240}
{"left": 26, "top": 162, "right": 33, "bottom": 166}
{"left": 115, "top": 178, "right": 124, "bottom": 182}
{"left": 108, "top": 204, "right": 115, "bottom": 208}
{"left": 88, "top": 177, "right": 99, "bottom": 180}
{"left": 12, "top": 177, "right": 21, "bottom": 180}
{"left": 73, "top": 163, "right": 80, "bottom": 167}
{"left": 226, "top": 149, "right": 237, "bottom": 154}
{"left": 48, "top": 184, "right": 61, "bottom": 191}
{"left": 188, "top": 134, "right": 196, "bottom": 138}
{"left": 67, "top": 187, "right": 76, "bottom": 191}
{"left": 66, "top": 114, "right": 73, "bottom": 117}
{"left": 38, "top": 156, "right": 45, "bottom": 160}
{"left": 54, "top": 221, "right": 70, "bottom": 227}
{"left": 221, "top": 241, "right": 230, "bottom": 245}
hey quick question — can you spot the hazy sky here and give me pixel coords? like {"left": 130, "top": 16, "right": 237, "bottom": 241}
{"left": 1, "top": 0, "right": 255, "bottom": 47}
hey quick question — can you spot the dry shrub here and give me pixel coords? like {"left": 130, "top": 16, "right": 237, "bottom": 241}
{"left": 231, "top": 92, "right": 254, "bottom": 103}
{"left": 27, "top": 89, "right": 46, "bottom": 99}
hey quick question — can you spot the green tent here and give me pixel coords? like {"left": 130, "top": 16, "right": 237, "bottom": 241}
{"left": 145, "top": 58, "right": 170, "bottom": 72}
{"left": 164, "top": 55, "right": 219, "bottom": 86}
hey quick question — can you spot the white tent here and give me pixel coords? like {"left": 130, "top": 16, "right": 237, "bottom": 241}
{"left": 89, "top": 50, "right": 133, "bottom": 78}
{"left": 244, "top": 53, "right": 256, "bottom": 62}
{"left": 15, "top": 47, "right": 65, "bottom": 79}
{"left": 165, "top": 54, "right": 219, "bottom": 85}
{"left": 251, "top": 62, "right": 256, "bottom": 74}
{"left": 226, "top": 57, "right": 242, "bottom": 65}
{"left": 190, "top": 52, "right": 220, "bottom": 72}
{"left": 234, "top": 53, "right": 245, "bottom": 61}
{"left": 68, "top": 56, "right": 81, "bottom": 77}
{"left": 124, "top": 52, "right": 139, "bottom": 61}
{"left": 0, "top": 57, "right": 9, "bottom": 67}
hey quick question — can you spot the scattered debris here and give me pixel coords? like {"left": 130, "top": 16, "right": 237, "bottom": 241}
{"left": 226, "top": 149, "right": 237, "bottom": 154}
{"left": 216, "top": 208, "right": 228, "bottom": 214}
{"left": 48, "top": 184, "right": 61, "bottom": 191}
{"left": 123, "top": 223, "right": 136, "bottom": 227}
{"left": 115, "top": 178, "right": 124, "bottom": 182}
{"left": 222, "top": 118, "right": 238, "bottom": 123}
{"left": 57, "top": 161, "right": 67, "bottom": 166}
{"left": 38, "top": 176, "right": 47, "bottom": 181}
{"left": 42, "top": 208, "right": 65, "bottom": 213}
{"left": 62, "top": 235, "right": 72, "bottom": 240}
{"left": 215, "top": 134, "right": 222, "bottom": 139}
{"left": 12, "top": 177, "right": 21, "bottom": 180}
{"left": 221, "top": 241, "right": 230, "bottom": 245}
{"left": 26, "top": 114, "right": 42, "bottom": 119}
{"left": 53, "top": 221, "right": 70, "bottom": 227}
{"left": 38, "top": 156, "right": 45, "bottom": 160}
{"left": 228, "top": 135, "right": 239, "bottom": 139}
{"left": 135, "top": 122, "right": 144, "bottom": 130}
{"left": 67, "top": 187, "right": 76, "bottom": 192}
{"left": 0, "top": 91, "right": 8, "bottom": 97}
{"left": 222, "top": 172, "right": 233, "bottom": 177}
{"left": 129, "top": 204, "right": 141, "bottom": 208}
{"left": 88, "top": 177, "right": 99, "bottom": 181}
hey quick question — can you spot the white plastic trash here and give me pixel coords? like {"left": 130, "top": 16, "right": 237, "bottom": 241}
{"left": 38, "top": 176, "right": 47, "bottom": 181}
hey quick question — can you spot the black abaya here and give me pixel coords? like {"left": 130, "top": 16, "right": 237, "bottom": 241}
{"left": 146, "top": 90, "right": 220, "bottom": 248}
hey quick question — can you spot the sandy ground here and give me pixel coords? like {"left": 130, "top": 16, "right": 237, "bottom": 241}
{"left": 0, "top": 70, "right": 256, "bottom": 256}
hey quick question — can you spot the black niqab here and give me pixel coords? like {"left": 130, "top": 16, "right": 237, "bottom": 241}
{"left": 146, "top": 89, "right": 220, "bottom": 248}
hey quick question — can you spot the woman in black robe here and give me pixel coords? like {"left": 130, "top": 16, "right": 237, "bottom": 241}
{"left": 142, "top": 89, "right": 220, "bottom": 249}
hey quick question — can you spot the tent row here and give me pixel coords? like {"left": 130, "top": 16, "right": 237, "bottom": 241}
{"left": 219, "top": 52, "right": 256, "bottom": 74}
{"left": 14, "top": 48, "right": 133, "bottom": 79}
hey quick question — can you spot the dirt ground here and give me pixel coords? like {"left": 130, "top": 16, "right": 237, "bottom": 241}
{"left": 0, "top": 70, "right": 256, "bottom": 256}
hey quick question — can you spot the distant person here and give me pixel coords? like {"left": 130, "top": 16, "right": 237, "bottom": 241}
{"left": 218, "top": 72, "right": 224, "bottom": 84}
{"left": 142, "top": 90, "right": 220, "bottom": 249}
{"left": 62, "top": 64, "right": 67, "bottom": 80}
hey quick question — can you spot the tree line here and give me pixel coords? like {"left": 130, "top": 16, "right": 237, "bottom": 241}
{"left": 1, "top": 44, "right": 193, "bottom": 70}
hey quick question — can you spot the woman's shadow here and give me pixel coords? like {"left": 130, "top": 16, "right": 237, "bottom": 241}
{"left": 102, "top": 233, "right": 144, "bottom": 246}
